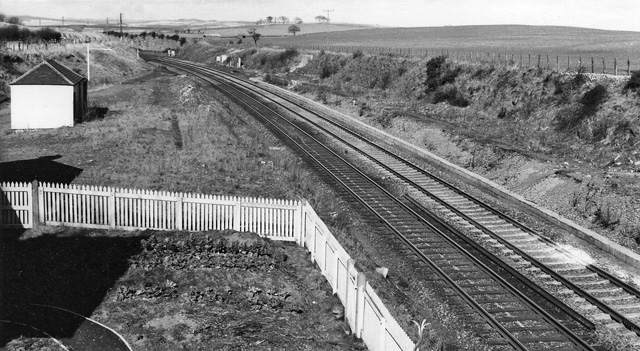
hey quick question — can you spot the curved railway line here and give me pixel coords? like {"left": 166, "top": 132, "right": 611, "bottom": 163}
{"left": 142, "top": 53, "right": 640, "bottom": 350}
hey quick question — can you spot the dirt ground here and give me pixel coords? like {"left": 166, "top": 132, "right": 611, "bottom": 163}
{"left": 1, "top": 227, "right": 365, "bottom": 351}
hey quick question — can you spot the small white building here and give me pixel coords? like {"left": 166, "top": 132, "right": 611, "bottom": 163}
{"left": 10, "top": 59, "right": 87, "bottom": 130}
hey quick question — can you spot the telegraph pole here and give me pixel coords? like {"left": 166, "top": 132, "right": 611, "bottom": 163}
{"left": 322, "top": 9, "right": 334, "bottom": 23}
{"left": 119, "top": 13, "right": 123, "bottom": 39}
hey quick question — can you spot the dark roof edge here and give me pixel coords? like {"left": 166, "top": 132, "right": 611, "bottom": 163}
{"left": 9, "top": 61, "right": 49, "bottom": 85}
{"left": 10, "top": 59, "right": 84, "bottom": 86}
{"left": 44, "top": 60, "right": 75, "bottom": 85}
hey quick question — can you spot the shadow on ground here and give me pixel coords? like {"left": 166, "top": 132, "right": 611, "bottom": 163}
{"left": 0, "top": 155, "right": 83, "bottom": 184}
{"left": 0, "top": 228, "right": 148, "bottom": 346}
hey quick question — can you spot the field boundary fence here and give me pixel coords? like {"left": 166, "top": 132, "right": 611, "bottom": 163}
{"left": 277, "top": 43, "right": 639, "bottom": 76}
{"left": 0, "top": 180, "right": 416, "bottom": 350}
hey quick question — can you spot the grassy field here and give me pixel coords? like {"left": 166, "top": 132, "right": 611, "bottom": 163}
{"left": 264, "top": 25, "right": 640, "bottom": 62}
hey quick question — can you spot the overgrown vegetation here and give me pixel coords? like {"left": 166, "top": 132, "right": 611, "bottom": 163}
{"left": 0, "top": 25, "right": 62, "bottom": 42}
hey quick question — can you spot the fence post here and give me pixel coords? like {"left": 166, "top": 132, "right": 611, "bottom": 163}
{"left": 294, "top": 201, "right": 304, "bottom": 245}
{"left": 567, "top": 56, "right": 570, "bottom": 71}
{"left": 602, "top": 58, "right": 605, "bottom": 74}
{"left": 32, "top": 180, "right": 40, "bottom": 229}
{"left": 628, "top": 58, "right": 631, "bottom": 76}
{"left": 591, "top": 57, "right": 594, "bottom": 73}
{"left": 379, "top": 317, "right": 387, "bottom": 350}
{"left": 176, "top": 196, "right": 183, "bottom": 230}
{"left": 346, "top": 259, "right": 356, "bottom": 330}
{"left": 233, "top": 198, "right": 241, "bottom": 231}
{"left": 108, "top": 189, "right": 116, "bottom": 228}
{"left": 537, "top": 54, "right": 540, "bottom": 68}
{"left": 557, "top": 55, "right": 559, "bottom": 71}
{"left": 528, "top": 54, "right": 531, "bottom": 66}
{"left": 614, "top": 58, "right": 618, "bottom": 75}
{"left": 355, "top": 272, "right": 367, "bottom": 339}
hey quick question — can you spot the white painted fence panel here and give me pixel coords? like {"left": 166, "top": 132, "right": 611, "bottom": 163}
{"left": 0, "top": 182, "right": 33, "bottom": 228}
{"left": 1, "top": 182, "right": 416, "bottom": 350}
{"left": 301, "top": 202, "right": 415, "bottom": 351}
{"left": 38, "top": 183, "right": 300, "bottom": 241}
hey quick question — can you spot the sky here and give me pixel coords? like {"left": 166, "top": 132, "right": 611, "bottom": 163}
{"left": 2, "top": 0, "right": 640, "bottom": 32}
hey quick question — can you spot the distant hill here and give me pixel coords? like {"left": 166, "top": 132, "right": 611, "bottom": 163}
{"left": 264, "top": 24, "right": 640, "bottom": 59}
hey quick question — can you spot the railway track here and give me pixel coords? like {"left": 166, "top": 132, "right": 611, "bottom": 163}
{"left": 248, "top": 67, "right": 640, "bottom": 341}
{"left": 140, "top": 53, "right": 637, "bottom": 349}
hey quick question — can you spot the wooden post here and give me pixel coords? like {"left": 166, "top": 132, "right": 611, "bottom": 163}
{"left": 32, "top": 180, "right": 40, "bottom": 229}
{"left": 591, "top": 57, "right": 594, "bottom": 73}
{"left": 628, "top": 58, "right": 631, "bottom": 76}
{"left": 568, "top": 56, "right": 570, "bottom": 71}
{"left": 294, "top": 201, "right": 304, "bottom": 246}
{"left": 603, "top": 58, "right": 605, "bottom": 74}
{"left": 546, "top": 54, "right": 549, "bottom": 68}
{"left": 614, "top": 58, "right": 618, "bottom": 75}
{"left": 355, "top": 272, "right": 367, "bottom": 338}
{"left": 537, "top": 54, "right": 541, "bottom": 68}
{"left": 520, "top": 54, "right": 522, "bottom": 66}
{"left": 528, "top": 54, "right": 531, "bottom": 66}
{"left": 379, "top": 317, "right": 387, "bottom": 349}
{"left": 346, "top": 259, "right": 356, "bottom": 330}
{"left": 233, "top": 198, "right": 241, "bottom": 231}
{"left": 108, "top": 189, "right": 116, "bottom": 228}
{"left": 175, "top": 196, "right": 183, "bottom": 230}
{"left": 557, "top": 55, "right": 559, "bottom": 71}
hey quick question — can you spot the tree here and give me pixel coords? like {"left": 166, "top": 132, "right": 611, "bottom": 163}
{"left": 315, "top": 15, "right": 327, "bottom": 24}
{"left": 266, "top": 16, "right": 273, "bottom": 24}
{"left": 0, "top": 13, "right": 6, "bottom": 22}
{"left": 7, "top": 16, "right": 21, "bottom": 25}
{"left": 279, "top": 16, "right": 289, "bottom": 24}
{"left": 247, "top": 28, "right": 261, "bottom": 45}
{"left": 294, "top": 17, "right": 303, "bottom": 24}
{"left": 288, "top": 24, "right": 300, "bottom": 36}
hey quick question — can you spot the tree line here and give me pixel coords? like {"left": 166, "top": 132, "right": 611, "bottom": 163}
{"left": 0, "top": 26, "right": 62, "bottom": 43}
{"left": 255, "top": 16, "right": 303, "bottom": 25}
{"left": 104, "top": 30, "right": 188, "bottom": 46}
{"left": 0, "top": 13, "right": 22, "bottom": 25}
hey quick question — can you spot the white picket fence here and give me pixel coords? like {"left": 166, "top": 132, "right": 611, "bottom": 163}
{"left": 35, "top": 182, "right": 302, "bottom": 242}
{"left": 1, "top": 182, "right": 33, "bottom": 228}
{"left": 302, "top": 202, "right": 415, "bottom": 351}
{"left": 0, "top": 181, "right": 415, "bottom": 350}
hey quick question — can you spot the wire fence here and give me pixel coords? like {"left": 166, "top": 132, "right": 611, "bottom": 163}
{"left": 275, "top": 43, "right": 638, "bottom": 76}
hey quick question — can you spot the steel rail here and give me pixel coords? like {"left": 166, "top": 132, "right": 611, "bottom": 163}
{"left": 143, "top": 54, "right": 597, "bottom": 349}
{"left": 198, "top": 61, "right": 640, "bottom": 336}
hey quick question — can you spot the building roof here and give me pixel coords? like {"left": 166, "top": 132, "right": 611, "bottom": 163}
{"left": 10, "top": 59, "right": 85, "bottom": 86}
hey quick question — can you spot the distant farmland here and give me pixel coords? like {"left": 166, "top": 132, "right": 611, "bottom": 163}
{"left": 263, "top": 25, "right": 640, "bottom": 63}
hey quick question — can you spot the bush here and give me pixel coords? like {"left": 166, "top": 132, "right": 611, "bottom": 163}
{"left": 180, "top": 37, "right": 187, "bottom": 46}
{"left": 432, "top": 85, "right": 469, "bottom": 107}
{"left": 0, "top": 25, "right": 62, "bottom": 42}
{"left": 572, "top": 66, "right": 587, "bottom": 88}
{"left": 320, "top": 63, "right": 337, "bottom": 79}
{"left": 352, "top": 50, "right": 363, "bottom": 59}
{"left": 423, "top": 56, "right": 460, "bottom": 93}
{"left": 580, "top": 84, "right": 607, "bottom": 107}
{"left": 624, "top": 70, "right": 640, "bottom": 93}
